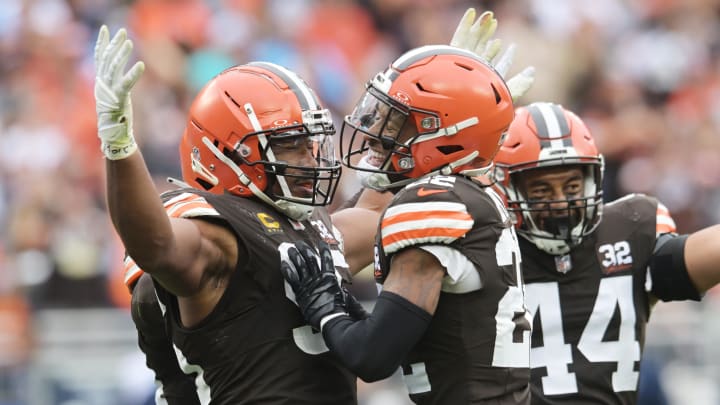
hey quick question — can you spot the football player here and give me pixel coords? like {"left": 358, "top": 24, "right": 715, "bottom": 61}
{"left": 491, "top": 101, "right": 720, "bottom": 404}
{"left": 280, "top": 43, "right": 535, "bottom": 404}
{"left": 128, "top": 273, "right": 199, "bottom": 404}
{"left": 101, "top": 8, "right": 533, "bottom": 403}
{"left": 94, "top": 24, "right": 386, "bottom": 403}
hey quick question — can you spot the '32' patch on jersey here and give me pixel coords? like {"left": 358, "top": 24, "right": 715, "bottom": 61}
{"left": 596, "top": 241, "right": 633, "bottom": 274}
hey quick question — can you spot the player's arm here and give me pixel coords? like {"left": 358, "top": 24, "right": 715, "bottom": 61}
{"left": 320, "top": 247, "right": 441, "bottom": 381}
{"left": 106, "top": 155, "right": 231, "bottom": 294}
{"left": 95, "top": 26, "right": 235, "bottom": 297}
{"left": 281, "top": 241, "right": 439, "bottom": 382}
{"left": 331, "top": 188, "right": 393, "bottom": 274}
{"left": 683, "top": 224, "right": 720, "bottom": 293}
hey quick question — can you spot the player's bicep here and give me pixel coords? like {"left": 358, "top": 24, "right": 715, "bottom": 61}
{"left": 332, "top": 207, "right": 380, "bottom": 274}
{"left": 140, "top": 217, "right": 237, "bottom": 297}
{"left": 382, "top": 248, "right": 445, "bottom": 315}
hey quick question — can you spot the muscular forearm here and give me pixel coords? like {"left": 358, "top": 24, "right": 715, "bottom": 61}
{"left": 106, "top": 152, "right": 174, "bottom": 270}
{"left": 321, "top": 291, "right": 431, "bottom": 382}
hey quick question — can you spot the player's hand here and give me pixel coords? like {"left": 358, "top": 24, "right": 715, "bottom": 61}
{"left": 343, "top": 286, "right": 370, "bottom": 320}
{"left": 450, "top": 8, "right": 535, "bottom": 101}
{"left": 94, "top": 25, "right": 145, "bottom": 160}
{"left": 280, "top": 241, "right": 348, "bottom": 331}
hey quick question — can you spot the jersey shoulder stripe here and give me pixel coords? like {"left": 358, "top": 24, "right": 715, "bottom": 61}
{"left": 123, "top": 256, "right": 143, "bottom": 290}
{"left": 655, "top": 201, "right": 676, "bottom": 234}
{"left": 164, "top": 192, "right": 219, "bottom": 218}
{"left": 606, "top": 193, "right": 676, "bottom": 235}
{"left": 381, "top": 201, "right": 473, "bottom": 254}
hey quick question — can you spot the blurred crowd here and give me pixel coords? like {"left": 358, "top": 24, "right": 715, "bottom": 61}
{"left": 1, "top": 0, "right": 720, "bottom": 404}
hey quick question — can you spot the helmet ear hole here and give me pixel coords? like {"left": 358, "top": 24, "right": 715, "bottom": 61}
{"left": 491, "top": 84, "right": 502, "bottom": 103}
{"left": 196, "top": 178, "right": 214, "bottom": 191}
{"left": 436, "top": 145, "right": 463, "bottom": 155}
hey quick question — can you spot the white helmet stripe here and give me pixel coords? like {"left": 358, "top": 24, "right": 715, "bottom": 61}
{"left": 391, "top": 45, "right": 483, "bottom": 71}
{"left": 248, "top": 62, "right": 320, "bottom": 110}
{"left": 529, "top": 102, "right": 572, "bottom": 150}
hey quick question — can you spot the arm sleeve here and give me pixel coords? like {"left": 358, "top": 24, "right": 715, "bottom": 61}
{"left": 321, "top": 291, "right": 432, "bottom": 382}
{"left": 648, "top": 233, "right": 701, "bottom": 301}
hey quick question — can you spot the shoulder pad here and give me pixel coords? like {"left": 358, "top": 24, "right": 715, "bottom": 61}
{"left": 162, "top": 191, "right": 219, "bottom": 219}
{"left": 380, "top": 198, "right": 473, "bottom": 255}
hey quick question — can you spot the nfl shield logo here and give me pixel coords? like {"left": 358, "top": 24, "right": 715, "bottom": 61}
{"left": 554, "top": 254, "right": 573, "bottom": 274}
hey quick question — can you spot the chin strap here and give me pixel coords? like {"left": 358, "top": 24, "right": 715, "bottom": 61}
{"left": 201, "top": 137, "right": 313, "bottom": 221}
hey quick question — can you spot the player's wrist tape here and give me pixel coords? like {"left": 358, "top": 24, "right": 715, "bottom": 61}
{"left": 320, "top": 312, "right": 347, "bottom": 332}
{"left": 101, "top": 130, "right": 138, "bottom": 160}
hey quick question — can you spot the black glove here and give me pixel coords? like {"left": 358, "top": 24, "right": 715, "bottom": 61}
{"left": 343, "top": 286, "right": 370, "bottom": 320}
{"left": 280, "top": 240, "right": 348, "bottom": 330}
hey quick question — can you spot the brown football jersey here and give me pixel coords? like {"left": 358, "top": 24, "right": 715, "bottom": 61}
{"left": 142, "top": 189, "right": 356, "bottom": 404}
{"left": 522, "top": 194, "right": 675, "bottom": 405}
{"left": 375, "top": 175, "right": 531, "bottom": 405}
{"left": 130, "top": 273, "right": 200, "bottom": 404}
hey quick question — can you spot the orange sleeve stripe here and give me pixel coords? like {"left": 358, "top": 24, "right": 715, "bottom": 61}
{"left": 163, "top": 192, "right": 204, "bottom": 207}
{"left": 382, "top": 227, "right": 469, "bottom": 248}
{"left": 382, "top": 210, "right": 472, "bottom": 228}
{"left": 124, "top": 269, "right": 143, "bottom": 291}
{"left": 123, "top": 257, "right": 144, "bottom": 290}
{"left": 167, "top": 201, "right": 216, "bottom": 218}
{"left": 656, "top": 222, "right": 676, "bottom": 234}
{"left": 655, "top": 202, "right": 676, "bottom": 234}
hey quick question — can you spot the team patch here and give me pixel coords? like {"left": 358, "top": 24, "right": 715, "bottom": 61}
{"left": 597, "top": 241, "right": 634, "bottom": 274}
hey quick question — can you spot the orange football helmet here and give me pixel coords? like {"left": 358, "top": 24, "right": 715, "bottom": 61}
{"left": 341, "top": 45, "right": 514, "bottom": 191}
{"left": 493, "top": 102, "right": 604, "bottom": 255}
{"left": 179, "top": 62, "right": 341, "bottom": 220}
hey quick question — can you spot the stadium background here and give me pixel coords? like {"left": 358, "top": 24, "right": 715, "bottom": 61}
{"left": 0, "top": 0, "right": 719, "bottom": 403}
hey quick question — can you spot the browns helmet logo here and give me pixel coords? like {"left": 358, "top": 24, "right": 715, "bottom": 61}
{"left": 392, "top": 90, "right": 411, "bottom": 105}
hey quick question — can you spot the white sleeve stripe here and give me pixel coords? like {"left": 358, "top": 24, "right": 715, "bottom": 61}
{"left": 123, "top": 261, "right": 142, "bottom": 284}
{"left": 656, "top": 214, "right": 676, "bottom": 228}
{"left": 164, "top": 192, "right": 200, "bottom": 207}
{"left": 385, "top": 201, "right": 467, "bottom": 216}
{"left": 385, "top": 236, "right": 458, "bottom": 253}
{"left": 164, "top": 198, "right": 219, "bottom": 217}
{"left": 174, "top": 207, "right": 221, "bottom": 218}
{"left": 382, "top": 218, "right": 473, "bottom": 237}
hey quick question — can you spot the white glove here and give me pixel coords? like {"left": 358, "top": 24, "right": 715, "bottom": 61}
{"left": 94, "top": 25, "right": 145, "bottom": 160}
{"left": 450, "top": 8, "right": 535, "bottom": 101}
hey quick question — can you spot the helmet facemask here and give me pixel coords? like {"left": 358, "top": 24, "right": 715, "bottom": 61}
{"left": 341, "top": 85, "right": 418, "bottom": 190}
{"left": 180, "top": 63, "right": 342, "bottom": 221}
{"left": 492, "top": 102, "right": 605, "bottom": 257}
{"left": 230, "top": 106, "right": 341, "bottom": 212}
{"left": 340, "top": 46, "right": 514, "bottom": 192}
{"left": 341, "top": 83, "right": 487, "bottom": 191}
{"left": 502, "top": 160, "right": 603, "bottom": 255}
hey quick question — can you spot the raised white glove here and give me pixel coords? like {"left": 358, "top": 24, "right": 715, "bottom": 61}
{"left": 450, "top": 8, "right": 535, "bottom": 101}
{"left": 94, "top": 25, "right": 145, "bottom": 160}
